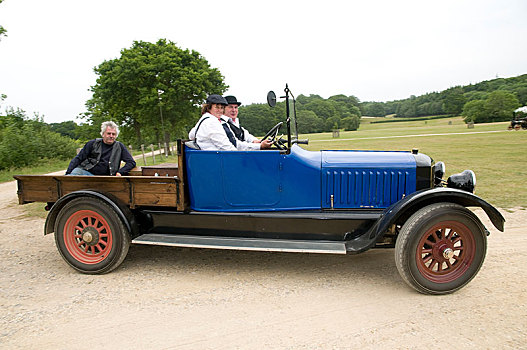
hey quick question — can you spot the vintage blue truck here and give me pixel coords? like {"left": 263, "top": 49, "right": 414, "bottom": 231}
{"left": 14, "top": 86, "right": 505, "bottom": 295}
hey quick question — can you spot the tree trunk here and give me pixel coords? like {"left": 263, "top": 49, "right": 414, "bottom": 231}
{"left": 133, "top": 122, "right": 143, "bottom": 146}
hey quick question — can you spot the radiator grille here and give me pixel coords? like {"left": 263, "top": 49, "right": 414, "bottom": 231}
{"left": 323, "top": 169, "right": 413, "bottom": 208}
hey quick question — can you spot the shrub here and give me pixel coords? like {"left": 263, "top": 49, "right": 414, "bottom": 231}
{"left": 0, "top": 118, "right": 77, "bottom": 170}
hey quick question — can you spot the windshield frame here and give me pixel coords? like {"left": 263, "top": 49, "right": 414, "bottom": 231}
{"left": 283, "top": 85, "right": 299, "bottom": 152}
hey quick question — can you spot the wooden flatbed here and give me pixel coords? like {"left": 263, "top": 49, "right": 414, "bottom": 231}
{"left": 14, "top": 161, "right": 187, "bottom": 211}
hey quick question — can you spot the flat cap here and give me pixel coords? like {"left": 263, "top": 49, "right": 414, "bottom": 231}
{"left": 206, "top": 94, "right": 228, "bottom": 105}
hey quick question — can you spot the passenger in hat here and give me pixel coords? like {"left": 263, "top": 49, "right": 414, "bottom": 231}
{"left": 189, "top": 94, "right": 272, "bottom": 151}
{"left": 223, "top": 95, "right": 259, "bottom": 144}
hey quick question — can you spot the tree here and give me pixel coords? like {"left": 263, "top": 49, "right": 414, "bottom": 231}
{"left": 462, "top": 90, "right": 519, "bottom": 123}
{"left": 462, "top": 100, "right": 485, "bottom": 123}
{"left": 361, "top": 102, "right": 385, "bottom": 117}
{"left": 0, "top": 111, "right": 77, "bottom": 170}
{"left": 328, "top": 94, "right": 360, "bottom": 107}
{"left": 325, "top": 115, "right": 342, "bottom": 131}
{"left": 238, "top": 103, "right": 278, "bottom": 136}
{"left": 49, "top": 121, "right": 79, "bottom": 139}
{"left": 341, "top": 116, "right": 360, "bottom": 131}
{"left": 305, "top": 99, "right": 337, "bottom": 122}
{"left": 483, "top": 90, "right": 520, "bottom": 122}
{"left": 396, "top": 96, "right": 418, "bottom": 117}
{"left": 87, "top": 39, "right": 227, "bottom": 147}
{"left": 442, "top": 87, "right": 467, "bottom": 116}
{"left": 463, "top": 90, "right": 488, "bottom": 102}
{"left": 296, "top": 110, "right": 324, "bottom": 133}
{"left": 513, "top": 84, "right": 527, "bottom": 105}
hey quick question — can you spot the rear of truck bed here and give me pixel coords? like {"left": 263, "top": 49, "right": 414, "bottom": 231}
{"left": 14, "top": 140, "right": 188, "bottom": 211}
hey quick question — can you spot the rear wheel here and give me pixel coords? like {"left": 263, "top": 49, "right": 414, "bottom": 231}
{"left": 395, "top": 203, "right": 487, "bottom": 295}
{"left": 55, "top": 197, "right": 130, "bottom": 274}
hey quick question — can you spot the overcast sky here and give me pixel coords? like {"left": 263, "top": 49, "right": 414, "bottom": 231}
{"left": 0, "top": 0, "right": 526, "bottom": 123}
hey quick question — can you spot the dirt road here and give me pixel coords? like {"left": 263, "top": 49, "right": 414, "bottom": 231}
{"left": 0, "top": 179, "right": 525, "bottom": 349}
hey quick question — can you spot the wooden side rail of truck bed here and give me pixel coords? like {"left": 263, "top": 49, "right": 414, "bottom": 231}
{"left": 14, "top": 140, "right": 189, "bottom": 210}
{"left": 13, "top": 174, "right": 185, "bottom": 210}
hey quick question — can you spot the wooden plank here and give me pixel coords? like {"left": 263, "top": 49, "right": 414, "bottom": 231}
{"left": 20, "top": 190, "right": 58, "bottom": 204}
{"left": 177, "top": 140, "right": 188, "bottom": 211}
{"left": 141, "top": 163, "right": 179, "bottom": 177}
{"left": 128, "top": 167, "right": 142, "bottom": 176}
{"left": 60, "top": 180, "right": 129, "bottom": 193}
{"left": 14, "top": 175, "right": 59, "bottom": 204}
{"left": 133, "top": 193, "right": 178, "bottom": 207}
{"left": 15, "top": 178, "right": 56, "bottom": 190}
{"left": 133, "top": 182, "right": 178, "bottom": 194}
{"left": 14, "top": 174, "right": 181, "bottom": 208}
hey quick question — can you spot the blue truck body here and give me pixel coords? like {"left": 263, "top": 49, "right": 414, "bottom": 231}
{"left": 186, "top": 145, "right": 417, "bottom": 212}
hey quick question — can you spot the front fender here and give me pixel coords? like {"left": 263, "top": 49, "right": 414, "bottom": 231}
{"left": 374, "top": 188, "right": 505, "bottom": 238}
{"left": 44, "top": 190, "right": 138, "bottom": 237}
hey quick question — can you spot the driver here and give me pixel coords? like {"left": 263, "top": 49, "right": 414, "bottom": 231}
{"left": 223, "top": 95, "right": 259, "bottom": 144}
{"left": 189, "top": 95, "right": 272, "bottom": 151}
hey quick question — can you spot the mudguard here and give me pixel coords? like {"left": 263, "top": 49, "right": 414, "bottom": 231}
{"left": 375, "top": 187, "right": 505, "bottom": 236}
{"left": 44, "top": 190, "right": 138, "bottom": 237}
{"left": 345, "top": 187, "right": 505, "bottom": 254}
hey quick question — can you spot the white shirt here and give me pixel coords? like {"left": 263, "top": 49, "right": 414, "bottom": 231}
{"left": 189, "top": 113, "right": 260, "bottom": 151}
{"left": 231, "top": 118, "right": 257, "bottom": 143}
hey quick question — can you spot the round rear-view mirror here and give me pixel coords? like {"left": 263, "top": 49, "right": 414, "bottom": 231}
{"left": 267, "top": 91, "right": 276, "bottom": 107}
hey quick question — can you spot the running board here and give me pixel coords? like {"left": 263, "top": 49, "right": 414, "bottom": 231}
{"left": 132, "top": 233, "right": 347, "bottom": 254}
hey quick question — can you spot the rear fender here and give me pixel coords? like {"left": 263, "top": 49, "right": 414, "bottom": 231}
{"left": 374, "top": 188, "right": 505, "bottom": 239}
{"left": 44, "top": 190, "right": 138, "bottom": 237}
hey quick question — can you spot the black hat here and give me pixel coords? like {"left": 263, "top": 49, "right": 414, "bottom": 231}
{"left": 206, "top": 94, "right": 228, "bottom": 105}
{"left": 224, "top": 95, "right": 241, "bottom": 106}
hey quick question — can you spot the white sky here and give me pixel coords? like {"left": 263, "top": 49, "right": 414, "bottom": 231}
{"left": 0, "top": 0, "right": 526, "bottom": 123}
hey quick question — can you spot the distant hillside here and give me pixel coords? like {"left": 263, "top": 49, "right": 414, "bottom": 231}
{"left": 360, "top": 74, "right": 527, "bottom": 118}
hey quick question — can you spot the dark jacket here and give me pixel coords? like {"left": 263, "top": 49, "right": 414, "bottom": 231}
{"left": 66, "top": 139, "right": 136, "bottom": 175}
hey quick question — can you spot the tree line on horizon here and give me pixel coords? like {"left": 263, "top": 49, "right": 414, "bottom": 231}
{"left": 360, "top": 74, "right": 526, "bottom": 123}
{"left": 0, "top": 37, "right": 525, "bottom": 170}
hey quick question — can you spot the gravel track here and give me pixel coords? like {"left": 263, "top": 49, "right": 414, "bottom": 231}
{"left": 0, "top": 179, "right": 525, "bottom": 349}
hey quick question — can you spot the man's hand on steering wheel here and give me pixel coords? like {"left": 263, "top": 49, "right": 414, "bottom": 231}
{"left": 260, "top": 122, "right": 285, "bottom": 149}
{"left": 259, "top": 139, "right": 273, "bottom": 149}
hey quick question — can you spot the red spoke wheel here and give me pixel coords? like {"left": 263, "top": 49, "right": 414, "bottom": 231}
{"left": 55, "top": 197, "right": 130, "bottom": 274}
{"left": 63, "top": 210, "right": 113, "bottom": 264}
{"left": 416, "top": 221, "right": 475, "bottom": 283}
{"left": 395, "top": 203, "right": 487, "bottom": 295}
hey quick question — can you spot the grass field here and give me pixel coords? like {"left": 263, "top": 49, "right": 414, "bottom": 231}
{"left": 3, "top": 117, "right": 525, "bottom": 208}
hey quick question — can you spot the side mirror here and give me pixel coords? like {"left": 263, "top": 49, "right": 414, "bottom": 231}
{"left": 267, "top": 91, "right": 276, "bottom": 107}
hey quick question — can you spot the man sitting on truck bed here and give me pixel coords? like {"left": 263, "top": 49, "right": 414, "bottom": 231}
{"left": 66, "top": 121, "right": 136, "bottom": 176}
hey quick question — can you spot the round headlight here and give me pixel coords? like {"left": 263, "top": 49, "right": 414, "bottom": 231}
{"left": 447, "top": 170, "right": 476, "bottom": 193}
{"left": 433, "top": 161, "right": 445, "bottom": 186}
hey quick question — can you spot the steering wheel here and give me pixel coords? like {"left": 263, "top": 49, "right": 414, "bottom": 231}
{"left": 262, "top": 122, "right": 283, "bottom": 143}
{"left": 274, "top": 134, "right": 286, "bottom": 150}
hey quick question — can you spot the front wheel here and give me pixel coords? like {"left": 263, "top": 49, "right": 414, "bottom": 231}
{"left": 395, "top": 203, "right": 487, "bottom": 295}
{"left": 54, "top": 197, "right": 130, "bottom": 274}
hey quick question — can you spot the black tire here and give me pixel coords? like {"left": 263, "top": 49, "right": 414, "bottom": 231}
{"left": 395, "top": 203, "right": 487, "bottom": 295}
{"left": 54, "top": 197, "right": 130, "bottom": 274}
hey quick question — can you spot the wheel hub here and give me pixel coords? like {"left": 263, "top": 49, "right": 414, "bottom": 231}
{"left": 442, "top": 247, "right": 454, "bottom": 259}
{"left": 81, "top": 227, "right": 99, "bottom": 246}
{"left": 433, "top": 240, "right": 455, "bottom": 262}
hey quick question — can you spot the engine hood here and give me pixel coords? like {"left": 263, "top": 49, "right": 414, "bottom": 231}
{"left": 320, "top": 150, "right": 418, "bottom": 209}
{"left": 322, "top": 150, "right": 417, "bottom": 169}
